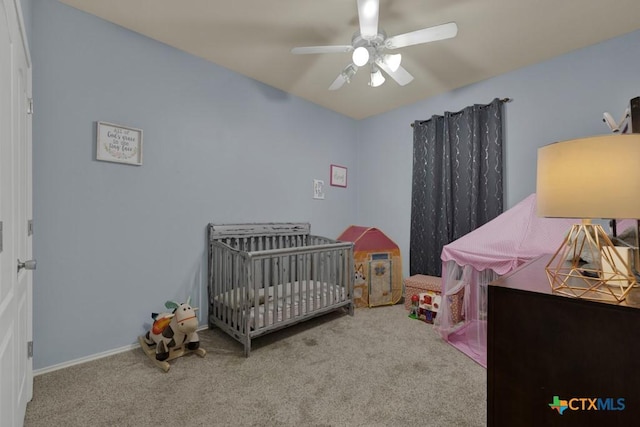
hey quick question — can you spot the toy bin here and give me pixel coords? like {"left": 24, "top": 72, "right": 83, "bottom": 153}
{"left": 403, "top": 274, "right": 464, "bottom": 324}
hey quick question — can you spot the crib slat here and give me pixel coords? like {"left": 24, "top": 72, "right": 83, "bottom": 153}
{"left": 304, "top": 251, "right": 310, "bottom": 316}
{"left": 340, "top": 248, "right": 346, "bottom": 302}
{"left": 297, "top": 254, "right": 303, "bottom": 316}
{"left": 324, "top": 250, "right": 330, "bottom": 307}
{"left": 333, "top": 248, "right": 338, "bottom": 303}
{"left": 228, "top": 249, "right": 234, "bottom": 330}
{"left": 323, "top": 251, "right": 328, "bottom": 306}
{"left": 311, "top": 252, "right": 315, "bottom": 312}
{"left": 318, "top": 251, "right": 325, "bottom": 309}
{"left": 265, "top": 257, "right": 273, "bottom": 327}
{"left": 317, "top": 250, "right": 323, "bottom": 308}
{"left": 233, "top": 251, "right": 240, "bottom": 331}
{"left": 325, "top": 250, "right": 331, "bottom": 306}
{"left": 211, "top": 245, "right": 218, "bottom": 322}
{"left": 274, "top": 256, "right": 281, "bottom": 324}
{"left": 311, "top": 251, "right": 316, "bottom": 311}
{"left": 254, "top": 258, "right": 261, "bottom": 327}
{"left": 289, "top": 254, "right": 295, "bottom": 321}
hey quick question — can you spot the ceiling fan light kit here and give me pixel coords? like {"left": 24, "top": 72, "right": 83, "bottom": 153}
{"left": 291, "top": 0, "right": 458, "bottom": 91}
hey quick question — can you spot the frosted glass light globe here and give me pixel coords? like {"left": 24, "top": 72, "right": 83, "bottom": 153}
{"left": 352, "top": 46, "right": 369, "bottom": 66}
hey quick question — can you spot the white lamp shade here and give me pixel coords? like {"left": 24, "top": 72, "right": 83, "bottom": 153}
{"left": 536, "top": 134, "right": 640, "bottom": 219}
{"left": 370, "top": 68, "right": 385, "bottom": 87}
{"left": 352, "top": 46, "right": 369, "bottom": 66}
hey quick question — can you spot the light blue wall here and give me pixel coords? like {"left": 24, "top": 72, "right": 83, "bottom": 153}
{"left": 357, "top": 30, "right": 640, "bottom": 278}
{"left": 31, "top": 0, "right": 357, "bottom": 369}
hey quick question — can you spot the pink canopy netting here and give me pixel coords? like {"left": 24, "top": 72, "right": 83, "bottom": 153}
{"left": 434, "top": 193, "right": 584, "bottom": 367}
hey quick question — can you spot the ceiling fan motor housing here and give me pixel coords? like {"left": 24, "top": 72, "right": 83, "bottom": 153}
{"left": 351, "top": 31, "right": 387, "bottom": 65}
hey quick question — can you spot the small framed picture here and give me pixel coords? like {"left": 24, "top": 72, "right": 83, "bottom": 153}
{"left": 96, "top": 121, "right": 143, "bottom": 165}
{"left": 330, "top": 164, "right": 347, "bottom": 188}
{"left": 313, "top": 179, "right": 325, "bottom": 200}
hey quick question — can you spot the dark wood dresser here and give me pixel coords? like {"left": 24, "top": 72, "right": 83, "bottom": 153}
{"left": 487, "top": 255, "right": 640, "bottom": 426}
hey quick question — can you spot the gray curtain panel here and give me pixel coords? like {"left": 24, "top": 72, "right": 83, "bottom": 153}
{"left": 410, "top": 98, "right": 504, "bottom": 276}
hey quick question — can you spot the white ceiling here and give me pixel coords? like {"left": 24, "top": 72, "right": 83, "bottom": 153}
{"left": 59, "top": 0, "right": 640, "bottom": 120}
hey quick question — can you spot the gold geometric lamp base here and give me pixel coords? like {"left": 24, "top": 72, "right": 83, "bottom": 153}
{"left": 537, "top": 134, "right": 640, "bottom": 303}
{"left": 545, "top": 220, "right": 636, "bottom": 303}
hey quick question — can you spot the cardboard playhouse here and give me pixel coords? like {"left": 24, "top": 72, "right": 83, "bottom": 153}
{"left": 337, "top": 226, "right": 403, "bottom": 308}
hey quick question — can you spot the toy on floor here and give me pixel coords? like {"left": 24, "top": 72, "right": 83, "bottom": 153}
{"left": 408, "top": 294, "right": 420, "bottom": 319}
{"left": 139, "top": 298, "right": 206, "bottom": 372}
{"left": 417, "top": 292, "right": 441, "bottom": 324}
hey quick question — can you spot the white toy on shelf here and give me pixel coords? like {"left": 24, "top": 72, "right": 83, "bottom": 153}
{"left": 603, "top": 107, "right": 630, "bottom": 133}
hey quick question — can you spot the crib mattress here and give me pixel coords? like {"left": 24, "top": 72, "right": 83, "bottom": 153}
{"left": 215, "top": 280, "right": 347, "bottom": 329}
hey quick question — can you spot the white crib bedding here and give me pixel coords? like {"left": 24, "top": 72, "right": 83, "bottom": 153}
{"left": 215, "top": 280, "right": 346, "bottom": 329}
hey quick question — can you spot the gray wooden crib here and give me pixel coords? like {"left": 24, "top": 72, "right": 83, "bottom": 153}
{"left": 208, "top": 222, "right": 354, "bottom": 356}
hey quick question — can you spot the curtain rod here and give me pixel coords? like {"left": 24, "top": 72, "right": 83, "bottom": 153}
{"left": 410, "top": 97, "right": 511, "bottom": 128}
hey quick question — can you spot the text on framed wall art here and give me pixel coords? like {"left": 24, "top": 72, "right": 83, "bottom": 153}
{"left": 96, "top": 121, "right": 143, "bottom": 165}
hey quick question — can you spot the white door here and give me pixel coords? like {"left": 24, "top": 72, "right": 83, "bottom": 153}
{"left": 0, "top": 0, "right": 33, "bottom": 425}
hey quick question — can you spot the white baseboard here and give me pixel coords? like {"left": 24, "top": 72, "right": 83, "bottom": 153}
{"left": 34, "top": 324, "right": 209, "bottom": 376}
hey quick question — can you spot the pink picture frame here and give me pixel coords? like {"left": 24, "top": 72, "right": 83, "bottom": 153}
{"left": 330, "top": 164, "right": 347, "bottom": 187}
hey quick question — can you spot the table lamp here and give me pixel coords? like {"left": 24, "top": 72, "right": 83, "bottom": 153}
{"left": 536, "top": 134, "right": 640, "bottom": 302}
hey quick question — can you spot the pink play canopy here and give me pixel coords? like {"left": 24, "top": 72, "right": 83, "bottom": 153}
{"left": 436, "top": 193, "right": 583, "bottom": 367}
{"left": 441, "top": 193, "right": 581, "bottom": 275}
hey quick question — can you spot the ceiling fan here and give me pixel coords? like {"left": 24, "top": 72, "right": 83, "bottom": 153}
{"left": 291, "top": 0, "right": 458, "bottom": 90}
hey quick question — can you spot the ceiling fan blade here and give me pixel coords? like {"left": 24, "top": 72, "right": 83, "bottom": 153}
{"left": 329, "top": 74, "right": 348, "bottom": 91}
{"left": 291, "top": 45, "right": 353, "bottom": 54}
{"left": 375, "top": 58, "right": 414, "bottom": 86}
{"left": 357, "top": 0, "right": 379, "bottom": 40}
{"left": 385, "top": 22, "right": 458, "bottom": 49}
{"left": 329, "top": 64, "right": 359, "bottom": 90}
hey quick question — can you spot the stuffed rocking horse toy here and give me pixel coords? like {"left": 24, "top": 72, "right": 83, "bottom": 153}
{"left": 138, "top": 298, "right": 206, "bottom": 372}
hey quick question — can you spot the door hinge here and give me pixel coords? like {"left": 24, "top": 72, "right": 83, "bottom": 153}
{"left": 28, "top": 341, "right": 33, "bottom": 358}
{"left": 28, "top": 219, "right": 33, "bottom": 236}
{"left": 27, "top": 97, "right": 33, "bottom": 115}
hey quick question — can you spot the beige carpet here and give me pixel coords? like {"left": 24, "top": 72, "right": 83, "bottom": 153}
{"left": 24, "top": 304, "right": 486, "bottom": 426}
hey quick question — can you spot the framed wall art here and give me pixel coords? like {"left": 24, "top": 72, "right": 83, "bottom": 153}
{"left": 313, "top": 179, "right": 325, "bottom": 200}
{"left": 330, "top": 164, "right": 347, "bottom": 188}
{"left": 96, "top": 121, "right": 143, "bottom": 165}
